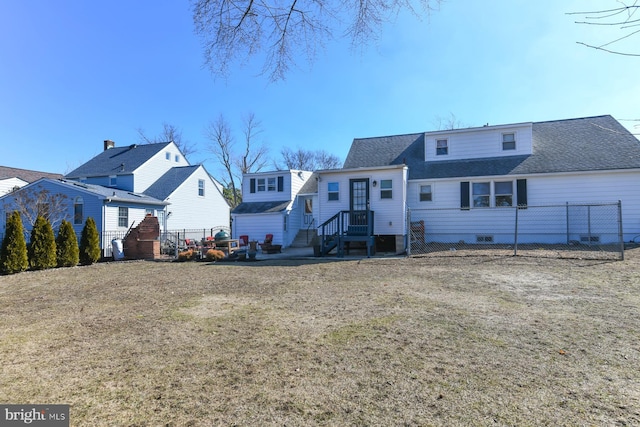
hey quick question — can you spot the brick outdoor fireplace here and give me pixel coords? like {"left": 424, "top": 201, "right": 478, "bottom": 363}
{"left": 122, "top": 215, "right": 161, "bottom": 260}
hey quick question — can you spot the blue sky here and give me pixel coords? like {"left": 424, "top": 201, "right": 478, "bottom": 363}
{"left": 1, "top": 0, "right": 638, "bottom": 178}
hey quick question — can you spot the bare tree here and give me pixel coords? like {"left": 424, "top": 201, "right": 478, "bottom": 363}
{"left": 235, "top": 113, "right": 270, "bottom": 175}
{"left": 4, "top": 185, "right": 70, "bottom": 231}
{"left": 205, "top": 113, "right": 269, "bottom": 207}
{"left": 569, "top": 3, "right": 640, "bottom": 56}
{"left": 137, "top": 122, "right": 198, "bottom": 159}
{"left": 433, "top": 113, "right": 471, "bottom": 130}
{"left": 205, "top": 114, "right": 238, "bottom": 206}
{"left": 192, "top": 0, "right": 441, "bottom": 81}
{"left": 279, "top": 147, "right": 342, "bottom": 170}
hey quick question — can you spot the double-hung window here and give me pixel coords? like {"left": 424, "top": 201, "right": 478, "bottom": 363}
{"left": 198, "top": 179, "right": 205, "bottom": 196}
{"left": 472, "top": 182, "right": 491, "bottom": 207}
{"left": 118, "top": 207, "right": 129, "bottom": 227}
{"left": 380, "top": 180, "right": 393, "bottom": 199}
{"left": 267, "top": 177, "right": 276, "bottom": 192}
{"left": 495, "top": 181, "right": 513, "bottom": 206}
{"left": 419, "top": 184, "right": 433, "bottom": 202}
{"left": 257, "top": 178, "right": 266, "bottom": 192}
{"left": 328, "top": 182, "right": 339, "bottom": 201}
{"left": 436, "top": 139, "right": 448, "bottom": 155}
{"left": 466, "top": 181, "right": 516, "bottom": 208}
{"left": 502, "top": 133, "right": 516, "bottom": 150}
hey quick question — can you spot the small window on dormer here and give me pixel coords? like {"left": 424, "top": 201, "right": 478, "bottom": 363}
{"left": 267, "top": 177, "right": 276, "bottom": 192}
{"left": 436, "top": 139, "right": 448, "bottom": 155}
{"left": 257, "top": 178, "right": 266, "bottom": 192}
{"left": 109, "top": 175, "right": 117, "bottom": 187}
{"left": 502, "top": 133, "right": 516, "bottom": 150}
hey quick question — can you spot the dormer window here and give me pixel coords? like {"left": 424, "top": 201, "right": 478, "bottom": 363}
{"left": 436, "top": 139, "right": 448, "bottom": 155}
{"left": 109, "top": 175, "right": 117, "bottom": 187}
{"left": 502, "top": 133, "right": 516, "bottom": 150}
{"left": 267, "top": 177, "right": 276, "bottom": 192}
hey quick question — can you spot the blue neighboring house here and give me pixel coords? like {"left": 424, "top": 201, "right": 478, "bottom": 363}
{"left": 0, "top": 140, "right": 230, "bottom": 254}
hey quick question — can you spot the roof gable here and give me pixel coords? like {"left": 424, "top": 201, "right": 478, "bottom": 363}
{"left": 65, "top": 142, "right": 173, "bottom": 178}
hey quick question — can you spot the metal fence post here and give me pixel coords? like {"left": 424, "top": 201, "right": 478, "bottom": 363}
{"left": 566, "top": 202, "right": 569, "bottom": 245}
{"left": 513, "top": 206, "right": 519, "bottom": 256}
{"left": 618, "top": 200, "right": 625, "bottom": 261}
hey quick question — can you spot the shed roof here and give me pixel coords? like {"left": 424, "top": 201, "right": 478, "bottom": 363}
{"left": 231, "top": 200, "right": 291, "bottom": 214}
{"left": 143, "top": 166, "right": 200, "bottom": 200}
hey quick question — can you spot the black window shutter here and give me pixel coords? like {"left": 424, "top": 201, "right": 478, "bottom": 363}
{"left": 516, "top": 179, "right": 527, "bottom": 208}
{"left": 277, "top": 176, "right": 284, "bottom": 192}
{"left": 250, "top": 178, "right": 256, "bottom": 193}
{"left": 460, "top": 182, "right": 470, "bottom": 210}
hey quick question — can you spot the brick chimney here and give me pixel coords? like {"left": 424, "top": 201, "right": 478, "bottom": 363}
{"left": 104, "top": 140, "right": 115, "bottom": 150}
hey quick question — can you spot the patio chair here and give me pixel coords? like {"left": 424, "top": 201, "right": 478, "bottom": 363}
{"left": 259, "top": 234, "right": 281, "bottom": 254}
{"left": 239, "top": 235, "right": 249, "bottom": 248}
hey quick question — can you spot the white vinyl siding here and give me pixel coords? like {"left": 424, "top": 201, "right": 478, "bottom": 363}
{"left": 161, "top": 166, "right": 230, "bottom": 230}
{"left": 317, "top": 167, "right": 408, "bottom": 236}
{"left": 133, "top": 142, "right": 190, "bottom": 193}
{"left": 425, "top": 124, "right": 532, "bottom": 162}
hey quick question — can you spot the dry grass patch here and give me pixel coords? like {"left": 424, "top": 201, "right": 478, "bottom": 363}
{"left": 1, "top": 252, "right": 639, "bottom": 425}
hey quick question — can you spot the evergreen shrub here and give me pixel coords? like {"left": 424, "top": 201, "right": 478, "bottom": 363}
{"left": 79, "top": 217, "right": 101, "bottom": 265}
{"left": 29, "top": 215, "right": 57, "bottom": 270}
{"left": 56, "top": 220, "right": 79, "bottom": 267}
{"left": 0, "top": 211, "right": 29, "bottom": 274}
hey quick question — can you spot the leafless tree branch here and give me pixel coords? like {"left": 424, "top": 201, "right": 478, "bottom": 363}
{"left": 570, "top": 3, "right": 640, "bottom": 56}
{"left": 192, "top": 0, "right": 441, "bottom": 81}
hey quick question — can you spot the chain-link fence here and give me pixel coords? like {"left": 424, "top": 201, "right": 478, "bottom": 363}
{"left": 408, "top": 202, "right": 624, "bottom": 261}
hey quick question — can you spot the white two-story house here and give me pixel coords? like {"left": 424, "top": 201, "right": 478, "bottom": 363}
{"left": 229, "top": 115, "right": 640, "bottom": 256}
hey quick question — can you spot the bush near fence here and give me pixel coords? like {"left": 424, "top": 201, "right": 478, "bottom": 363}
{"left": 408, "top": 202, "right": 624, "bottom": 261}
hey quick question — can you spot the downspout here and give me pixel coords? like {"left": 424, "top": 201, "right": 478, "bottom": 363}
{"left": 103, "top": 198, "right": 111, "bottom": 258}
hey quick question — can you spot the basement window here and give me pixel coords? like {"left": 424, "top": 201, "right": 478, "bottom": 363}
{"left": 476, "top": 235, "right": 494, "bottom": 243}
{"left": 580, "top": 235, "right": 600, "bottom": 243}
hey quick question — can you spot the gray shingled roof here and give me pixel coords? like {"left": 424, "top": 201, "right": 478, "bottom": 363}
{"left": 143, "top": 166, "right": 199, "bottom": 200}
{"left": 0, "top": 166, "right": 63, "bottom": 182}
{"left": 298, "top": 173, "right": 318, "bottom": 194}
{"left": 232, "top": 200, "right": 291, "bottom": 214}
{"left": 343, "top": 115, "right": 640, "bottom": 180}
{"left": 21, "top": 178, "right": 168, "bottom": 205}
{"left": 65, "top": 142, "right": 171, "bottom": 178}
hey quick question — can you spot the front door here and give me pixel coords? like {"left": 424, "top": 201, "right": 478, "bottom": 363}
{"left": 349, "top": 178, "right": 370, "bottom": 227}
